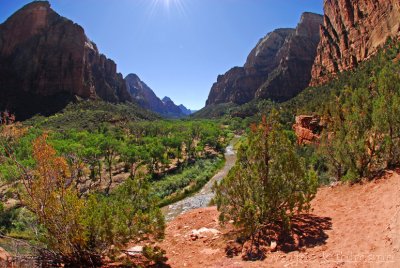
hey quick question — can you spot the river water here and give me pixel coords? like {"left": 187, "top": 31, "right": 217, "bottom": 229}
{"left": 162, "top": 137, "right": 238, "bottom": 221}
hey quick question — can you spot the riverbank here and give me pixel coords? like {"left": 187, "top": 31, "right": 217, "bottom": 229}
{"left": 162, "top": 136, "right": 239, "bottom": 221}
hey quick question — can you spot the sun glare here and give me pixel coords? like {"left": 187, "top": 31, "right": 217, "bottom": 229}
{"left": 147, "top": 0, "right": 188, "bottom": 17}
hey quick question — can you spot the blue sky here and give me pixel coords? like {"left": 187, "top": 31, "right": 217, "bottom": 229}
{"left": 0, "top": 0, "right": 323, "bottom": 110}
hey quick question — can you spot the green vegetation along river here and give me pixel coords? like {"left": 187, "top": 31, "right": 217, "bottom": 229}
{"left": 162, "top": 136, "right": 239, "bottom": 221}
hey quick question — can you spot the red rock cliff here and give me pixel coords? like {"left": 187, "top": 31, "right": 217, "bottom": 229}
{"left": 293, "top": 115, "right": 323, "bottom": 145}
{"left": 310, "top": 0, "right": 400, "bottom": 86}
{"left": 206, "top": 13, "right": 322, "bottom": 106}
{"left": 0, "top": 1, "right": 132, "bottom": 119}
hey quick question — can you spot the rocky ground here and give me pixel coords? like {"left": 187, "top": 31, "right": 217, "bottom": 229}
{"left": 158, "top": 171, "right": 400, "bottom": 267}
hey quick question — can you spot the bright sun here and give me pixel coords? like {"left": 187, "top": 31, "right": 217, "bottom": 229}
{"left": 149, "top": 0, "right": 187, "bottom": 16}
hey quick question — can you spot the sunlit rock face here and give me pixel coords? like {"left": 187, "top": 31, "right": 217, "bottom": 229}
{"left": 293, "top": 115, "right": 323, "bottom": 145}
{"left": 0, "top": 1, "right": 131, "bottom": 120}
{"left": 310, "top": 0, "right": 400, "bottom": 86}
{"left": 206, "top": 12, "right": 323, "bottom": 106}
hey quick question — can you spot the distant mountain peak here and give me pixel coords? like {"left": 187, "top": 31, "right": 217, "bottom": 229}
{"left": 162, "top": 96, "right": 173, "bottom": 103}
{"left": 125, "top": 75, "right": 187, "bottom": 118}
{"left": 178, "top": 104, "right": 193, "bottom": 116}
{"left": 125, "top": 73, "right": 140, "bottom": 80}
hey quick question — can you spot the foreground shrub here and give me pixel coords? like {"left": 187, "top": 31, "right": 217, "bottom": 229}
{"left": 214, "top": 112, "right": 318, "bottom": 257}
{"left": 11, "top": 134, "right": 164, "bottom": 266}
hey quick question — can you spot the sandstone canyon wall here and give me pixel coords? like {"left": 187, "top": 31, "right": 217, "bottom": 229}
{"left": 310, "top": 0, "right": 400, "bottom": 86}
{"left": 206, "top": 12, "right": 323, "bottom": 106}
{"left": 0, "top": 1, "right": 132, "bottom": 119}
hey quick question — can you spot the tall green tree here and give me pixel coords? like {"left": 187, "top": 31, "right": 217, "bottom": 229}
{"left": 215, "top": 111, "right": 318, "bottom": 241}
{"left": 372, "top": 64, "right": 400, "bottom": 168}
{"left": 99, "top": 135, "right": 121, "bottom": 194}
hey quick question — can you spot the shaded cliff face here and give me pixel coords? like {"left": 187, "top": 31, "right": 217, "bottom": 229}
{"left": 178, "top": 105, "right": 193, "bottom": 116}
{"left": 125, "top": 74, "right": 186, "bottom": 118}
{"left": 311, "top": 0, "right": 400, "bottom": 86}
{"left": 206, "top": 13, "right": 323, "bottom": 106}
{"left": 206, "top": 29, "right": 293, "bottom": 106}
{"left": 125, "top": 73, "right": 166, "bottom": 115}
{"left": 256, "top": 13, "right": 323, "bottom": 101}
{"left": 161, "top": 97, "right": 185, "bottom": 116}
{"left": 0, "top": 1, "right": 132, "bottom": 120}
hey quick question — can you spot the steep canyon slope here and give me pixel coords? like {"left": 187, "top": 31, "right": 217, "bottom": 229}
{"left": 206, "top": 12, "right": 323, "bottom": 106}
{"left": 0, "top": 1, "right": 132, "bottom": 119}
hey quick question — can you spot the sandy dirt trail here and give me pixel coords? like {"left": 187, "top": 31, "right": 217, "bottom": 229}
{"left": 159, "top": 171, "right": 400, "bottom": 267}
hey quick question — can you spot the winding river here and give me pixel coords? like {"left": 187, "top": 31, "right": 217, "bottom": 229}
{"left": 162, "top": 137, "right": 239, "bottom": 221}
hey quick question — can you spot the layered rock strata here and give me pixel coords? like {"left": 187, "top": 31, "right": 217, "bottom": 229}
{"left": 310, "top": 0, "right": 400, "bottom": 86}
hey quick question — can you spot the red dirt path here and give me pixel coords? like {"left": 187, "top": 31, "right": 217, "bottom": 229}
{"left": 158, "top": 171, "right": 400, "bottom": 267}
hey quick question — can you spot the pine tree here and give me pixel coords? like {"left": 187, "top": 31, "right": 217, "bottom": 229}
{"left": 372, "top": 64, "right": 400, "bottom": 168}
{"left": 215, "top": 111, "right": 318, "bottom": 241}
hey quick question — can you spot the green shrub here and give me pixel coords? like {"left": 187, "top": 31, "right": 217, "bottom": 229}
{"left": 215, "top": 112, "right": 318, "bottom": 240}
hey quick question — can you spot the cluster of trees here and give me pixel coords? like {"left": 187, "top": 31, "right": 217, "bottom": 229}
{"left": 1, "top": 120, "right": 227, "bottom": 195}
{"left": 319, "top": 59, "right": 400, "bottom": 182}
{"left": 262, "top": 40, "right": 400, "bottom": 184}
{"left": 0, "top": 117, "right": 227, "bottom": 265}
{"left": 16, "top": 134, "right": 164, "bottom": 265}
{"left": 0, "top": 111, "right": 30, "bottom": 201}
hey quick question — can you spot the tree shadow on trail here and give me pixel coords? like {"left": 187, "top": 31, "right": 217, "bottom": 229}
{"left": 278, "top": 214, "right": 332, "bottom": 252}
{"left": 224, "top": 214, "right": 332, "bottom": 260}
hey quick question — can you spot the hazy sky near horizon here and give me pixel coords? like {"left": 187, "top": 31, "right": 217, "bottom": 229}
{"left": 0, "top": 0, "right": 323, "bottom": 110}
